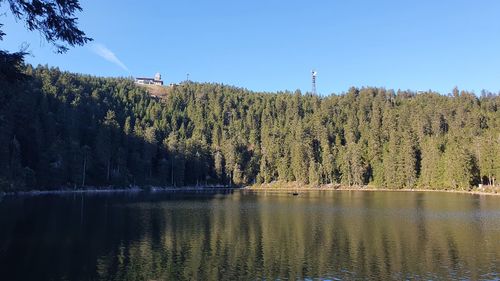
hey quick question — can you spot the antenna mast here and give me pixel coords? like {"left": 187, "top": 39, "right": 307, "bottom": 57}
{"left": 311, "top": 70, "right": 317, "bottom": 96}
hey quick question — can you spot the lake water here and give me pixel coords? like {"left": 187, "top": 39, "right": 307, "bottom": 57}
{"left": 0, "top": 190, "right": 498, "bottom": 280}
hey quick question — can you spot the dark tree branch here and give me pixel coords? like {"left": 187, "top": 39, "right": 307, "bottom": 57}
{"left": 4, "top": 0, "right": 91, "bottom": 52}
{"left": 0, "top": 0, "right": 91, "bottom": 81}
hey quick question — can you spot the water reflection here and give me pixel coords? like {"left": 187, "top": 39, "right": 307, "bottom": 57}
{"left": 0, "top": 191, "right": 498, "bottom": 280}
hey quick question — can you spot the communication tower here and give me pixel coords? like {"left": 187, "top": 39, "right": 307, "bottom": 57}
{"left": 311, "top": 70, "right": 317, "bottom": 96}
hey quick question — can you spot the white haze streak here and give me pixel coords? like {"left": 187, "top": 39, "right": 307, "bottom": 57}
{"left": 91, "top": 43, "right": 128, "bottom": 71}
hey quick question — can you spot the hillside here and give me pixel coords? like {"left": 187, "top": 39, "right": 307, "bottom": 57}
{"left": 137, "top": 83, "right": 171, "bottom": 99}
{"left": 0, "top": 65, "right": 499, "bottom": 191}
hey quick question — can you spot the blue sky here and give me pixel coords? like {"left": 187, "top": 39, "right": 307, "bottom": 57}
{"left": 2, "top": 0, "right": 500, "bottom": 95}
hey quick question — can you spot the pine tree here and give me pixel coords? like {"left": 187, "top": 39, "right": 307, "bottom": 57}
{"left": 308, "top": 160, "right": 320, "bottom": 186}
{"left": 96, "top": 110, "right": 119, "bottom": 183}
{"left": 419, "top": 137, "right": 443, "bottom": 189}
{"left": 214, "top": 150, "right": 225, "bottom": 182}
{"left": 478, "top": 131, "right": 499, "bottom": 186}
{"left": 443, "top": 140, "right": 479, "bottom": 190}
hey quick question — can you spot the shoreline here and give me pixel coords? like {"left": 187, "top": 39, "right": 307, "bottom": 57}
{"left": 245, "top": 183, "right": 500, "bottom": 196}
{"left": 1, "top": 184, "right": 499, "bottom": 197}
{"left": 0, "top": 185, "right": 236, "bottom": 197}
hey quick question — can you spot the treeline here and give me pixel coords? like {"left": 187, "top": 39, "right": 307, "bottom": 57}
{"left": 1, "top": 65, "right": 499, "bottom": 191}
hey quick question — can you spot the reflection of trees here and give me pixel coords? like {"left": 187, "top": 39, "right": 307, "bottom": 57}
{"left": 0, "top": 192, "right": 498, "bottom": 280}
{"left": 92, "top": 192, "right": 500, "bottom": 280}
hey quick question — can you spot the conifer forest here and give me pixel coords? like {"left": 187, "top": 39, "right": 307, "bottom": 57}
{"left": 1, "top": 66, "right": 499, "bottom": 191}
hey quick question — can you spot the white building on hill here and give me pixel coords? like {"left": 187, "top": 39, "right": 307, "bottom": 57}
{"left": 135, "top": 73, "right": 163, "bottom": 85}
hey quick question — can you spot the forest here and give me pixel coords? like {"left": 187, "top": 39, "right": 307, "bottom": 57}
{"left": 0, "top": 65, "right": 499, "bottom": 191}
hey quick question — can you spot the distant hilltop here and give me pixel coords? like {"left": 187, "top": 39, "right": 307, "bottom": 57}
{"left": 134, "top": 72, "right": 170, "bottom": 98}
{"left": 135, "top": 73, "right": 163, "bottom": 86}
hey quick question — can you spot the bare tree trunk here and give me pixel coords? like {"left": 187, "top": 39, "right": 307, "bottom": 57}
{"left": 82, "top": 156, "right": 87, "bottom": 186}
{"left": 107, "top": 159, "right": 110, "bottom": 182}
{"left": 171, "top": 159, "right": 174, "bottom": 186}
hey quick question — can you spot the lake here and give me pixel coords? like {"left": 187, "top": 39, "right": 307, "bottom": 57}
{"left": 0, "top": 190, "right": 498, "bottom": 280}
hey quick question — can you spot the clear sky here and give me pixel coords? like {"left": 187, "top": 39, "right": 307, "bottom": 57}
{"left": 2, "top": 0, "right": 500, "bottom": 95}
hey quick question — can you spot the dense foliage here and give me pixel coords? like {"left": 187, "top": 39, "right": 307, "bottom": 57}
{"left": 1, "top": 66, "right": 499, "bottom": 191}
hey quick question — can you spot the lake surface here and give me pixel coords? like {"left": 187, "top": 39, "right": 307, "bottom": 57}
{"left": 0, "top": 190, "right": 499, "bottom": 281}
